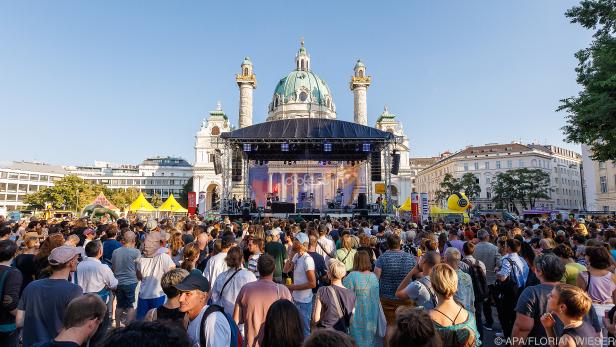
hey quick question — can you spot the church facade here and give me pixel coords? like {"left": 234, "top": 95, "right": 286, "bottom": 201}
{"left": 193, "top": 42, "right": 412, "bottom": 212}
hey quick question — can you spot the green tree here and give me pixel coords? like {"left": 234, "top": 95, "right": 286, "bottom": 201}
{"left": 559, "top": 0, "right": 616, "bottom": 161}
{"left": 178, "top": 177, "right": 193, "bottom": 207}
{"left": 491, "top": 168, "right": 551, "bottom": 213}
{"left": 435, "top": 173, "right": 460, "bottom": 204}
{"left": 23, "top": 175, "right": 94, "bottom": 211}
{"left": 435, "top": 173, "right": 481, "bottom": 205}
{"left": 110, "top": 187, "right": 140, "bottom": 211}
{"left": 151, "top": 193, "right": 163, "bottom": 208}
{"left": 459, "top": 173, "right": 481, "bottom": 200}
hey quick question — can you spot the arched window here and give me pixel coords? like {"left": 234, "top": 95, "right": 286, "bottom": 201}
{"left": 301, "top": 60, "right": 305, "bottom": 70}
{"left": 243, "top": 67, "right": 248, "bottom": 75}
{"left": 386, "top": 128, "right": 394, "bottom": 133}
{"left": 358, "top": 70, "right": 364, "bottom": 78}
{"left": 211, "top": 126, "right": 220, "bottom": 136}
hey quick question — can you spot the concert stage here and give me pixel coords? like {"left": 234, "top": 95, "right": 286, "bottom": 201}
{"left": 221, "top": 210, "right": 392, "bottom": 223}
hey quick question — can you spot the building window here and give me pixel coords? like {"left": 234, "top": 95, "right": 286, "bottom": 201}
{"left": 484, "top": 161, "right": 489, "bottom": 169}
{"left": 507, "top": 160, "right": 512, "bottom": 168}
{"left": 519, "top": 160, "right": 524, "bottom": 167}
{"left": 299, "top": 91, "right": 308, "bottom": 102}
{"left": 600, "top": 176, "right": 608, "bottom": 193}
{"left": 474, "top": 162, "right": 479, "bottom": 170}
{"left": 599, "top": 162, "right": 607, "bottom": 169}
{"left": 464, "top": 163, "right": 469, "bottom": 171}
{"left": 496, "top": 161, "right": 501, "bottom": 169}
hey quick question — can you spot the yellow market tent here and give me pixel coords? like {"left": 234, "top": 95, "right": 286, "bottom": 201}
{"left": 128, "top": 193, "right": 156, "bottom": 212}
{"left": 398, "top": 197, "right": 412, "bottom": 211}
{"left": 158, "top": 194, "right": 188, "bottom": 213}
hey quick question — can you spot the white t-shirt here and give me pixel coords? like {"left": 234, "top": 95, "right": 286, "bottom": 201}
{"left": 187, "top": 305, "right": 231, "bottom": 347}
{"left": 203, "top": 252, "right": 229, "bottom": 287}
{"left": 210, "top": 268, "right": 256, "bottom": 315}
{"left": 316, "top": 236, "right": 335, "bottom": 264}
{"left": 292, "top": 252, "right": 315, "bottom": 303}
{"left": 135, "top": 253, "right": 175, "bottom": 299}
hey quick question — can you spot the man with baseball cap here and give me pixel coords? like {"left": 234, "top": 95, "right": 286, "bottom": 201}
{"left": 283, "top": 232, "right": 316, "bottom": 337}
{"left": 175, "top": 274, "right": 235, "bottom": 347}
{"left": 16, "top": 246, "right": 83, "bottom": 347}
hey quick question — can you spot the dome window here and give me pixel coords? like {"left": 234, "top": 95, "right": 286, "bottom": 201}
{"left": 211, "top": 126, "right": 220, "bottom": 136}
{"left": 299, "top": 91, "right": 308, "bottom": 102}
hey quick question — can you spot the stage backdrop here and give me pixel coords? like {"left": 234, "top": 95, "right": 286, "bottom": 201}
{"left": 249, "top": 163, "right": 362, "bottom": 210}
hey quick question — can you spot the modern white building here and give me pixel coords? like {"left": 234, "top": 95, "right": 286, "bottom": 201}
{"left": 414, "top": 143, "right": 583, "bottom": 212}
{"left": 192, "top": 42, "right": 413, "bottom": 211}
{"left": 0, "top": 157, "right": 192, "bottom": 211}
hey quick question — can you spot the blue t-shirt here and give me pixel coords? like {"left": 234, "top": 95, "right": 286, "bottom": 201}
{"left": 102, "top": 239, "right": 122, "bottom": 266}
{"left": 375, "top": 250, "right": 416, "bottom": 300}
{"left": 610, "top": 250, "right": 616, "bottom": 262}
{"left": 18, "top": 279, "right": 83, "bottom": 347}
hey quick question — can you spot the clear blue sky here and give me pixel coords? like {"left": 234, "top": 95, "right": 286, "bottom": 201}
{"left": 0, "top": 1, "right": 591, "bottom": 165}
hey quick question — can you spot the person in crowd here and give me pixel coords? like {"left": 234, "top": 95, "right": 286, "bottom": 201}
{"left": 312, "top": 259, "right": 356, "bottom": 332}
{"left": 541, "top": 283, "right": 599, "bottom": 347}
{"left": 335, "top": 233, "right": 357, "bottom": 273}
{"left": 210, "top": 246, "right": 257, "bottom": 315}
{"left": 389, "top": 307, "right": 442, "bottom": 347}
{"left": 135, "top": 232, "right": 176, "bottom": 320}
{"left": 83, "top": 228, "right": 96, "bottom": 248}
{"left": 195, "top": 232, "right": 210, "bottom": 272}
{"left": 100, "top": 320, "right": 192, "bottom": 347}
{"left": 396, "top": 251, "right": 441, "bottom": 310}
{"left": 204, "top": 232, "right": 235, "bottom": 286}
{"left": 181, "top": 242, "right": 203, "bottom": 275}
{"left": 303, "top": 328, "right": 359, "bottom": 347}
{"left": 575, "top": 245, "right": 616, "bottom": 329}
{"left": 75, "top": 240, "right": 118, "bottom": 345}
{"left": 0, "top": 240, "right": 22, "bottom": 347}
{"left": 111, "top": 230, "right": 141, "bottom": 326}
{"left": 144, "top": 268, "right": 189, "bottom": 327}
{"left": 17, "top": 245, "right": 84, "bottom": 347}
{"left": 473, "top": 229, "right": 501, "bottom": 333}
{"left": 168, "top": 231, "right": 185, "bottom": 267}
{"left": 175, "top": 274, "right": 235, "bottom": 347}
{"left": 444, "top": 229, "right": 465, "bottom": 254}
{"left": 374, "top": 233, "right": 416, "bottom": 325}
{"left": 33, "top": 294, "right": 107, "bottom": 347}
{"left": 307, "top": 234, "right": 327, "bottom": 292}
{"left": 246, "top": 237, "right": 263, "bottom": 278}
{"left": 461, "top": 241, "right": 487, "bottom": 340}
{"left": 264, "top": 228, "right": 287, "bottom": 283}
{"left": 443, "top": 247, "right": 474, "bottom": 313}
{"left": 511, "top": 253, "right": 592, "bottom": 347}
{"left": 233, "top": 254, "right": 293, "bottom": 347}
{"left": 283, "top": 232, "right": 316, "bottom": 337}
{"left": 101, "top": 226, "right": 121, "bottom": 266}
{"left": 552, "top": 243, "right": 586, "bottom": 286}
{"left": 14, "top": 236, "right": 39, "bottom": 294}
{"left": 34, "top": 233, "right": 65, "bottom": 279}
{"left": 429, "top": 263, "right": 480, "bottom": 347}
{"left": 260, "top": 299, "right": 304, "bottom": 347}
{"left": 316, "top": 224, "right": 336, "bottom": 264}
{"left": 495, "top": 238, "right": 529, "bottom": 338}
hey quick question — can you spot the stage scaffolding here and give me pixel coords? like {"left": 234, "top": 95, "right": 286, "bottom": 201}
{"left": 215, "top": 118, "right": 401, "bottom": 216}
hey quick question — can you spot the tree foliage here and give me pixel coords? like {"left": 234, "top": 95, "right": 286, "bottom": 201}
{"left": 435, "top": 173, "right": 481, "bottom": 205}
{"left": 23, "top": 175, "right": 142, "bottom": 211}
{"left": 491, "top": 168, "right": 551, "bottom": 213}
{"left": 178, "top": 176, "right": 193, "bottom": 207}
{"left": 560, "top": 0, "right": 616, "bottom": 161}
{"left": 150, "top": 192, "right": 163, "bottom": 208}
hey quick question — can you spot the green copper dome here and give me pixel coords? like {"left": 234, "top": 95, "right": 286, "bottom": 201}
{"left": 273, "top": 70, "right": 332, "bottom": 105}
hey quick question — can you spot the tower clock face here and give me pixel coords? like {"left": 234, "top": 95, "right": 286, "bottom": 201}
{"left": 299, "top": 91, "right": 308, "bottom": 102}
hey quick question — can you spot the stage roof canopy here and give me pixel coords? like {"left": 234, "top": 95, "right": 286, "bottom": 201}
{"left": 220, "top": 118, "right": 396, "bottom": 161}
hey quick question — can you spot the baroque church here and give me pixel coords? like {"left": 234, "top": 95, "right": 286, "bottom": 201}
{"left": 193, "top": 42, "right": 411, "bottom": 212}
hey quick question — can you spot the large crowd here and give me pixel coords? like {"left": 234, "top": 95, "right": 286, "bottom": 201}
{"left": 0, "top": 212, "right": 615, "bottom": 347}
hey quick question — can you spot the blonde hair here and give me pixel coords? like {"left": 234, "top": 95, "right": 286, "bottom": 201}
{"left": 555, "top": 283, "right": 592, "bottom": 319}
{"left": 341, "top": 234, "right": 353, "bottom": 250}
{"left": 328, "top": 259, "right": 347, "bottom": 280}
{"left": 430, "top": 263, "right": 458, "bottom": 298}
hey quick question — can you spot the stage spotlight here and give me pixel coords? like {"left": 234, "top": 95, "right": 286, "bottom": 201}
{"left": 362, "top": 143, "right": 371, "bottom": 152}
{"left": 254, "top": 145, "right": 259, "bottom": 151}
{"left": 243, "top": 144, "right": 252, "bottom": 152}
{"left": 355, "top": 144, "right": 360, "bottom": 152}
{"left": 323, "top": 142, "right": 332, "bottom": 152}
{"left": 327, "top": 161, "right": 331, "bottom": 165}
{"left": 281, "top": 143, "right": 289, "bottom": 152}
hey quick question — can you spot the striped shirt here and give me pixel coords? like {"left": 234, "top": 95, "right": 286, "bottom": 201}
{"left": 473, "top": 241, "right": 501, "bottom": 285}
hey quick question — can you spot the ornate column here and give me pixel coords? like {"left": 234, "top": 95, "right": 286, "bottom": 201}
{"left": 268, "top": 173, "right": 273, "bottom": 194}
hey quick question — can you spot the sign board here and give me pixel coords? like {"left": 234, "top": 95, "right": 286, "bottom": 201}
{"left": 420, "top": 192, "right": 430, "bottom": 221}
{"left": 187, "top": 192, "right": 197, "bottom": 216}
{"left": 375, "top": 183, "right": 386, "bottom": 195}
{"left": 411, "top": 192, "right": 420, "bottom": 222}
{"left": 198, "top": 191, "right": 206, "bottom": 216}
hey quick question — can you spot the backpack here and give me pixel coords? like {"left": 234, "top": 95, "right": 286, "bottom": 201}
{"left": 308, "top": 252, "right": 329, "bottom": 291}
{"left": 495, "top": 258, "right": 522, "bottom": 302}
{"left": 199, "top": 304, "right": 242, "bottom": 347}
{"left": 462, "top": 258, "right": 488, "bottom": 300}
